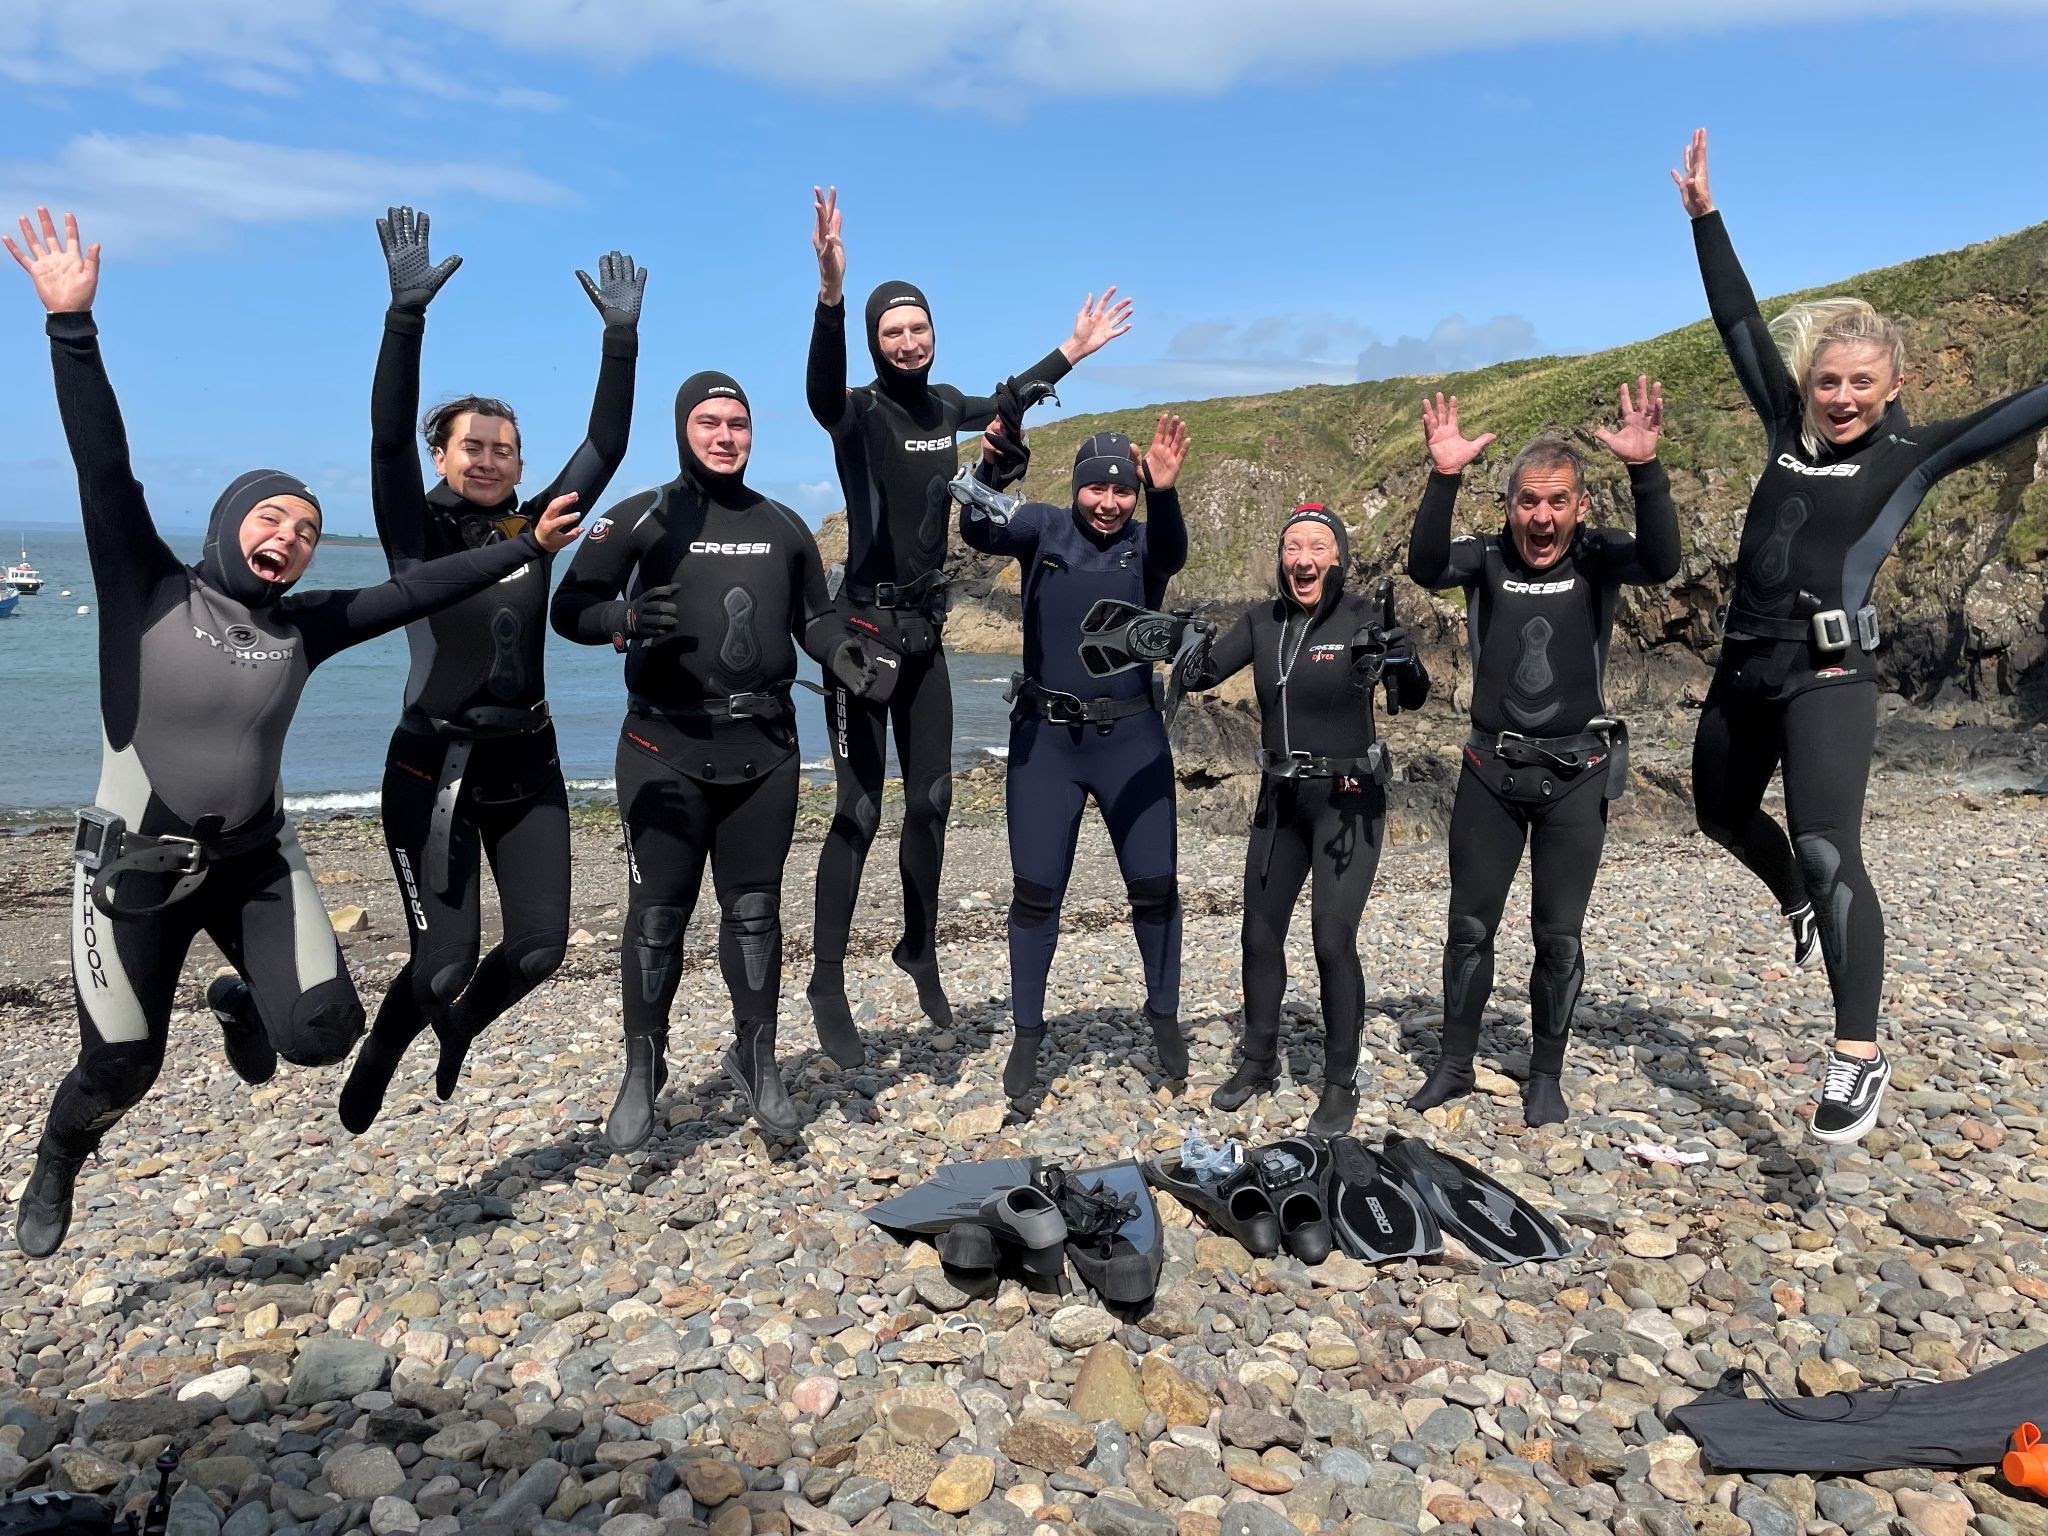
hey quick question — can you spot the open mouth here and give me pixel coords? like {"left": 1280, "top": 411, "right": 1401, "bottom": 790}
{"left": 1826, "top": 410, "right": 1863, "bottom": 433}
{"left": 1289, "top": 570, "right": 1320, "bottom": 598}
{"left": 249, "top": 548, "right": 291, "bottom": 581}
{"left": 1524, "top": 528, "right": 1559, "bottom": 563}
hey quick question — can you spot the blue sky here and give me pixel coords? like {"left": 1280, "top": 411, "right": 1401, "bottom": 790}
{"left": 4, "top": 1, "right": 2048, "bottom": 534}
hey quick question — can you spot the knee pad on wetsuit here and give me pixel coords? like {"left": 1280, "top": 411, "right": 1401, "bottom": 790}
{"left": 836, "top": 792, "right": 882, "bottom": 847}
{"left": 508, "top": 934, "right": 566, "bottom": 988}
{"left": 1126, "top": 874, "right": 1179, "bottom": 927}
{"left": 1443, "top": 914, "right": 1493, "bottom": 1020}
{"left": 632, "top": 905, "right": 687, "bottom": 1007}
{"left": 1010, "top": 878, "right": 1062, "bottom": 931}
{"left": 721, "top": 891, "right": 781, "bottom": 993}
{"left": 1793, "top": 832, "right": 1853, "bottom": 974}
{"left": 419, "top": 956, "right": 475, "bottom": 1010}
{"left": 277, "top": 996, "right": 367, "bottom": 1068}
{"left": 1529, "top": 932, "right": 1584, "bottom": 1040}
{"left": 76, "top": 1039, "right": 163, "bottom": 1116}
{"left": 917, "top": 775, "right": 952, "bottom": 824}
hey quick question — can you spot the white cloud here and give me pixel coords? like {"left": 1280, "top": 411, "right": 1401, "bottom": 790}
{"left": 0, "top": 133, "right": 569, "bottom": 251}
{"left": 7, "top": 0, "right": 2048, "bottom": 102}
{"left": 1356, "top": 314, "right": 1542, "bottom": 379}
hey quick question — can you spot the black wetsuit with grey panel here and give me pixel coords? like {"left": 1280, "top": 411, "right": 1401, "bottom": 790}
{"left": 363, "top": 301, "right": 636, "bottom": 1060}
{"left": 42, "top": 310, "right": 546, "bottom": 1158}
{"left": 1688, "top": 210, "right": 2048, "bottom": 1042}
{"left": 804, "top": 293, "right": 1071, "bottom": 977}
{"left": 552, "top": 458, "right": 843, "bottom": 1039}
{"left": 1408, "top": 462, "right": 1678, "bottom": 1072}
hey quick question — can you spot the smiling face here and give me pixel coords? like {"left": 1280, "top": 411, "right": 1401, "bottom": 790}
{"left": 686, "top": 397, "right": 753, "bottom": 477}
{"left": 238, "top": 495, "right": 322, "bottom": 586}
{"left": 431, "top": 411, "right": 523, "bottom": 507}
{"left": 1281, "top": 521, "right": 1339, "bottom": 608}
{"left": 1507, "top": 466, "right": 1588, "bottom": 571}
{"left": 1806, "top": 339, "right": 1902, "bottom": 446}
{"left": 875, "top": 303, "right": 934, "bottom": 372}
{"left": 1077, "top": 480, "right": 1138, "bottom": 535}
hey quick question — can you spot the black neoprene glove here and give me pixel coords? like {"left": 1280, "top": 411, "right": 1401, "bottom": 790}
{"left": 577, "top": 250, "right": 648, "bottom": 328}
{"left": 827, "top": 638, "right": 879, "bottom": 696}
{"left": 378, "top": 205, "right": 462, "bottom": 310}
{"left": 609, "top": 583, "right": 678, "bottom": 650}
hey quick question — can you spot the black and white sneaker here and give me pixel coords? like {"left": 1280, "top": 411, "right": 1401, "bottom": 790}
{"left": 1787, "top": 903, "right": 1820, "bottom": 970}
{"left": 1812, "top": 1048, "right": 1889, "bottom": 1145}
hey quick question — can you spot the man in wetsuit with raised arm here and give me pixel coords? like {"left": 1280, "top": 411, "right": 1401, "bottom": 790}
{"left": 1405, "top": 382, "right": 1678, "bottom": 1128}
{"left": 340, "top": 207, "right": 643, "bottom": 1134}
{"left": 5, "top": 209, "right": 584, "bottom": 1255}
{"left": 802, "top": 186, "right": 1133, "bottom": 1068}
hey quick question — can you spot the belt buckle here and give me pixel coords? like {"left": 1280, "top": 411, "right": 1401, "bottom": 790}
{"left": 1286, "top": 750, "right": 1316, "bottom": 779}
{"left": 873, "top": 581, "right": 900, "bottom": 608}
{"left": 158, "top": 835, "right": 205, "bottom": 876}
{"left": 1493, "top": 730, "right": 1526, "bottom": 757}
{"left": 1810, "top": 608, "right": 1851, "bottom": 655}
{"left": 727, "top": 692, "right": 771, "bottom": 719}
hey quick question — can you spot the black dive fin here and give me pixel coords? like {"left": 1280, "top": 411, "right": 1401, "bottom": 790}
{"left": 866, "top": 1157, "right": 1045, "bottom": 1238}
{"left": 1378, "top": 1134, "right": 1570, "bottom": 1266}
{"left": 1079, "top": 599, "right": 1193, "bottom": 678}
{"left": 1327, "top": 1135, "right": 1442, "bottom": 1262}
{"left": 1051, "top": 1160, "right": 1161, "bottom": 1307}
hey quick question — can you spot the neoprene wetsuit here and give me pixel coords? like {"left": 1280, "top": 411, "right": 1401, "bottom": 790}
{"left": 1186, "top": 507, "right": 1429, "bottom": 1125}
{"left": 804, "top": 282, "right": 1071, "bottom": 1039}
{"left": 23, "top": 310, "right": 550, "bottom": 1256}
{"left": 1688, "top": 211, "right": 2048, "bottom": 1050}
{"left": 341, "top": 286, "right": 637, "bottom": 1133}
{"left": 1408, "top": 458, "right": 1679, "bottom": 1123}
{"left": 958, "top": 433, "right": 1186, "bottom": 1096}
{"left": 552, "top": 371, "right": 852, "bottom": 1146}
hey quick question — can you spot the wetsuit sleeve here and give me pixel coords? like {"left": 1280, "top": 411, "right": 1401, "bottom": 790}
{"left": 957, "top": 497, "right": 1046, "bottom": 561}
{"left": 549, "top": 493, "right": 651, "bottom": 645}
{"left": 1692, "top": 211, "right": 1801, "bottom": 431}
{"left": 534, "top": 322, "right": 639, "bottom": 512}
{"left": 370, "top": 305, "right": 432, "bottom": 573}
{"left": 1909, "top": 383, "right": 2048, "bottom": 478}
{"left": 956, "top": 347, "right": 1075, "bottom": 431}
{"left": 47, "top": 311, "right": 182, "bottom": 609}
{"left": 293, "top": 532, "right": 544, "bottom": 668}
{"left": 1142, "top": 485, "right": 1188, "bottom": 579}
{"left": 785, "top": 512, "right": 846, "bottom": 668}
{"left": 1583, "top": 460, "right": 1681, "bottom": 585}
{"left": 1185, "top": 608, "right": 1253, "bottom": 690}
{"left": 807, "top": 300, "right": 857, "bottom": 434}
{"left": 1406, "top": 472, "right": 1485, "bottom": 591}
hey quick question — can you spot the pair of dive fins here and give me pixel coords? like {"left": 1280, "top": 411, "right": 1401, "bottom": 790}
{"left": 866, "top": 1157, "right": 1162, "bottom": 1307}
{"left": 1147, "top": 1133, "right": 1571, "bottom": 1267}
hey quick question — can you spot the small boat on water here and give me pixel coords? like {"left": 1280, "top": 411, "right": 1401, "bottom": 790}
{"left": 5, "top": 545, "right": 42, "bottom": 594}
{"left": 0, "top": 585, "right": 18, "bottom": 618}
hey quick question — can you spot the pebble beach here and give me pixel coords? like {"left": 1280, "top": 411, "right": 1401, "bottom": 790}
{"left": 0, "top": 734, "right": 2046, "bottom": 1536}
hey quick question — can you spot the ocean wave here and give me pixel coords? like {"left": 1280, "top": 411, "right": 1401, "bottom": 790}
{"left": 283, "top": 790, "right": 381, "bottom": 814}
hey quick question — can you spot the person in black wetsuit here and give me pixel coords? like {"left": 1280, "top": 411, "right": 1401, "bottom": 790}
{"left": 958, "top": 416, "right": 1190, "bottom": 1103}
{"left": 1406, "top": 380, "right": 1678, "bottom": 1128}
{"left": 551, "top": 370, "right": 882, "bottom": 1147}
{"left": 5, "top": 210, "right": 582, "bottom": 1255}
{"left": 1181, "top": 506, "right": 1430, "bottom": 1137}
{"left": 803, "top": 186, "right": 1133, "bottom": 1067}
{"left": 340, "top": 207, "right": 643, "bottom": 1134}
{"left": 1672, "top": 129, "right": 2048, "bottom": 1143}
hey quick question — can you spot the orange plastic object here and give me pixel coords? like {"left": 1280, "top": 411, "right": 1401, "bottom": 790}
{"left": 2006, "top": 1422, "right": 2048, "bottom": 1493}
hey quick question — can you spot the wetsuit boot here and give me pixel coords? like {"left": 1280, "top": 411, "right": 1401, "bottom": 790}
{"left": 1308, "top": 1079, "right": 1360, "bottom": 1137}
{"left": 16, "top": 1136, "right": 89, "bottom": 1258}
{"left": 807, "top": 965, "right": 867, "bottom": 1070}
{"left": 607, "top": 1032, "right": 669, "bottom": 1153}
{"left": 1146, "top": 1008, "right": 1188, "bottom": 1081}
{"left": 208, "top": 975, "right": 277, "bottom": 1086}
{"left": 723, "top": 1018, "right": 802, "bottom": 1138}
{"left": 892, "top": 943, "right": 954, "bottom": 1030}
{"left": 1214, "top": 1007, "right": 1280, "bottom": 1111}
{"left": 1003, "top": 1028, "right": 1045, "bottom": 1101}
{"left": 432, "top": 1006, "right": 488, "bottom": 1101}
{"left": 1408, "top": 1054, "right": 1475, "bottom": 1112}
{"left": 1523, "top": 1073, "right": 1569, "bottom": 1128}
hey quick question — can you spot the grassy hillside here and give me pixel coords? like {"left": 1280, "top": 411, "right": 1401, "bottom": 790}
{"left": 823, "top": 219, "right": 2048, "bottom": 713}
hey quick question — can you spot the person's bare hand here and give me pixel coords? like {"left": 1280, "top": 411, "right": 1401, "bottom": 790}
{"left": 1422, "top": 392, "right": 1495, "bottom": 475}
{"left": 532, "top": 493, "right": 584, "bottom": 552}
{"left": 813, "top": 185, "right": 845, "bottom": 305}
{"left": 1592, "top": 376, "right": 1663, "bottom": 463}
{"left": 1141, "top": 413, "right": 1190, "bottom": 489}
{"left": 4, "top": 208, "right": 100, "bottom": 313}
{"left": 1671, "top": 128, "right": 1714, "bottom": 218}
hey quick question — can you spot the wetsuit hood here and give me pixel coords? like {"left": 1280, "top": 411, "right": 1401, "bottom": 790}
{"left": 1277, "top": 503, "right": 1349, "bottom": 619}
{"left": 674, "top": 369, "right": 752, "bottom": 501}
{"left": 197, "top": 469, "right": 322, "bottom": 607}
{"left": 865, "top": 280, "right": 933, "bottom": 403}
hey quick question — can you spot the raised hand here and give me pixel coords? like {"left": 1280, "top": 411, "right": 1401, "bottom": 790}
{"left": 1671, "top": 128, "right": 1714, "bottom": 218}
{"left": 1140, "top": 413, "right": 1190, "bottom": 490}
{"left": 4, "top": 208, "right": 100, "bottom": 313}
{"left": 376, "top": 205, "right": 462, "bottom": 309}
{"left": 1064, "top": 287, "right": 1134, "bottom": 362}
{"left": 531, "top": 493, "right": 584, "bottom": 553}
{"left": 577, "top": 250, "right": 647, "bottom": 328}
{"left": 1593, "top": 376, "right": 1663, "bottom": 463}
{"left": 1422, "top": 392, "right": 1495, "bottom": 476}
{"left": 813, "top": 185, "right": 845, "bottom": 305}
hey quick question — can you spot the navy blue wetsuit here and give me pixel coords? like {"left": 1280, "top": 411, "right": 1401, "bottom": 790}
{"left": 960, "top": 477, "right": 1188, "bottom": 1043}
